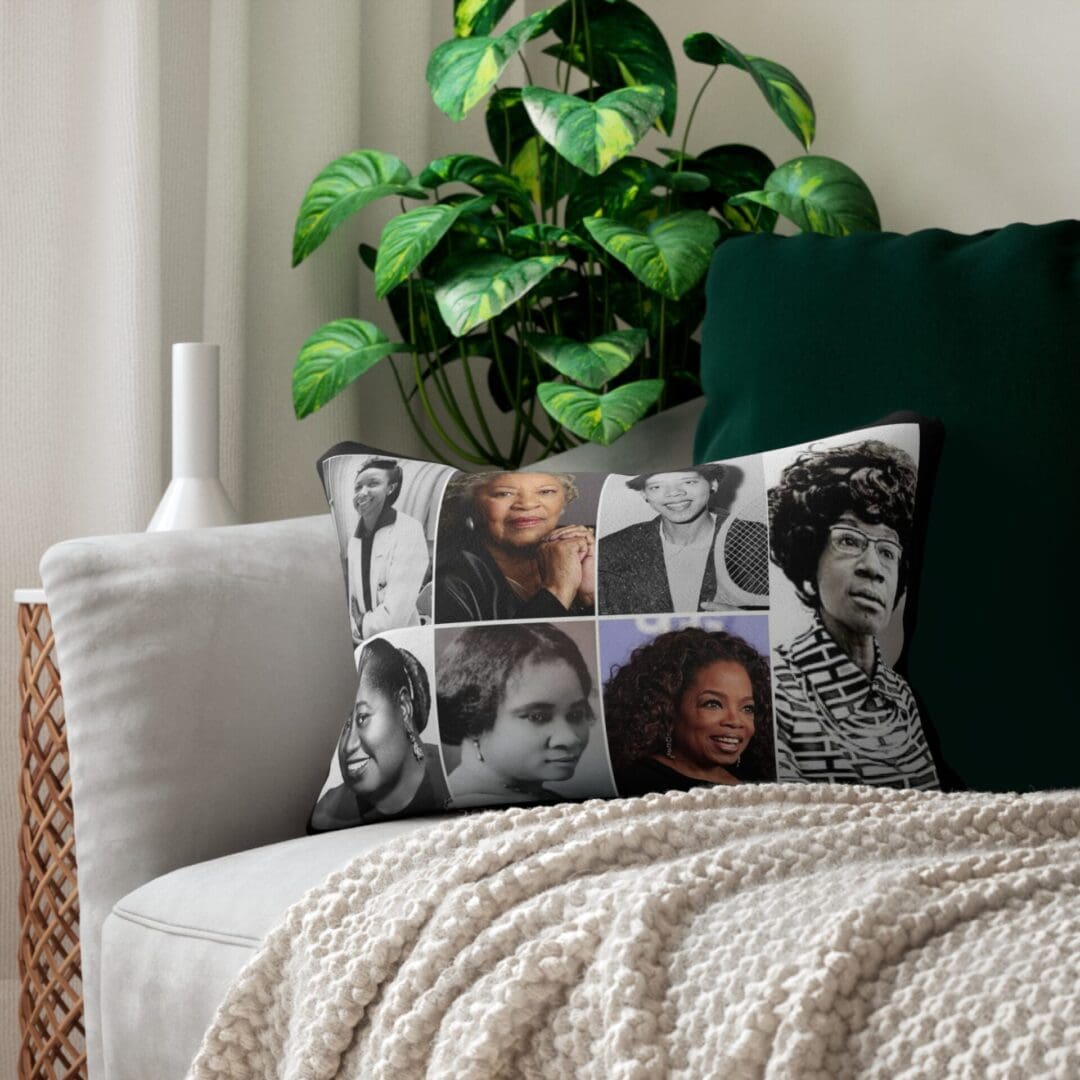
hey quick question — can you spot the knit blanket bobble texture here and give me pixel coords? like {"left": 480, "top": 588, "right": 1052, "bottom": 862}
{"left": 190, "top": 784, "right": 1080, "bottom": 1079}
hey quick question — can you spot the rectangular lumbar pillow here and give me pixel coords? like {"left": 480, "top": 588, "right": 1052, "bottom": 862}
{"left": 310, "top": 414, "right": 946, "bottom": 830}
{"left": 695, "top": 222, "right": 1080, "bottom": 791}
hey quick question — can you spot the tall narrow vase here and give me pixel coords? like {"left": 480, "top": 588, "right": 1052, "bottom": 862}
{"left": 147, "top": 342, "right": 240, "bottom": 531}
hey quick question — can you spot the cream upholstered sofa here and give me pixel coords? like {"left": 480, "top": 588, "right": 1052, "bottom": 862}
{"left": 40, "top": 399, "right": 704, "bottom": 1079}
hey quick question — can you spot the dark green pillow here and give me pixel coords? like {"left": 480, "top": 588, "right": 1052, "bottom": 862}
{"left": 695, "top": 221, "right": 1080, "bottom": 792}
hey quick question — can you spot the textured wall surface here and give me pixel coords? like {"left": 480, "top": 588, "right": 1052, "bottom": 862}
{"left": 2, "top": 0, "right": 1078, "bottom": 1072}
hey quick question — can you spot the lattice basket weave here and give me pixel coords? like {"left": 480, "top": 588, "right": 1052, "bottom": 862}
{"left": 17, "top": 599, "right": 86, "bottom": 1079}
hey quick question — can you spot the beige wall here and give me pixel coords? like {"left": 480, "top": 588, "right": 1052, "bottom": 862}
{"left": 528, "top": 0, "right": 1079, "bottom": 232}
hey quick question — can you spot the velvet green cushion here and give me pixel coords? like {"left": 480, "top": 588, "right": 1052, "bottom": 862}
{"left": 694, "top": 221, "right": 1080, "bottom": 792}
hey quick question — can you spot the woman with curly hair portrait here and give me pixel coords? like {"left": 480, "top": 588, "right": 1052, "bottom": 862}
{"left": 603, "top": 627, "right": 775, "bottom": 797}
{"left": 768, "top": 439, "right": 938, "bottom": 788}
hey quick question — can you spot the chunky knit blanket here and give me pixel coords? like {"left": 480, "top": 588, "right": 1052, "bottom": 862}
{"left": 190, "top": 785, "right": 1080, "bottom": 1079}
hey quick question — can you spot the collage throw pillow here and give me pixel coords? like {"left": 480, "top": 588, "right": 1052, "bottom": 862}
{"left": 309, "top": 415, "right": 946, "bottom": 832}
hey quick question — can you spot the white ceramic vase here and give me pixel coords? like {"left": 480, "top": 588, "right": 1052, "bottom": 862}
{"left": 148, "top": 342, "right": 240, "bottom": 531}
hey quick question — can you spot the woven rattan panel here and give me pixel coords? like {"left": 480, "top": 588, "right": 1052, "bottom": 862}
{"left": 17, "top": 602, "right": 85, "bottom": 1079}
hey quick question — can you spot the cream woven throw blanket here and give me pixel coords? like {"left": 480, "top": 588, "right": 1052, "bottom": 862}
{"left": 190, "top": 785, "right": 1080, "bottom": 1079}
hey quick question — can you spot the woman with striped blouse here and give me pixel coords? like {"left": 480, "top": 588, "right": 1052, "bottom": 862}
{"left": 767, "top": 440, "right": 938, "bottom": 789}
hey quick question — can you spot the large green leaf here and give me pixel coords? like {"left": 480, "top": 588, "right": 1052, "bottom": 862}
{"left": 428, "top": 9, "right": 554, "bottom": 122}
{"left": 661, "top": 144, "right": 777, "bottom": 232}
{"left": 683, "top": 33, "right": 815, "bottom": 150}
{"left": 564, "top": 156, "right": 659, "bottom": 233}
{"left": 436, "top": 333, "right": 536, "bottom": 412}
{"left": 521, "top": 85, "right": 665, "bottom": 176}
{"left": 608, "top": 274, "right": 705, "bottom": 338}
{"left": 583, "top": 210, "right": 719, "bottom": 299}
{"left": 417, "top": 153, "right": 533, "bottom": 218}
{"left": 537, "top": 379, "right": 664, "bottom": 445}
{"left": 292, "top": 319, "right": 403, "bottom": 418}
{"left": 360, "top": 243, "right": 456, "bottom": 352}
{"left": 507, "top": 224, "right": 593, "bottom": 256}
{"left": 545, "top": 0, "right": 677, "bottom": 134}
{"left": 453, "top": 0, "right": 516, "bottom": 37}
{"left": 689, "top": 144, "right": 777, "bottom": 232}
{"left": 374, "top": 196, "right": 492, "bottom": 298}
{"left": 434, "top": 254, "right": 566, "bottom": 337}
{"left": 659, "top": 169, "right": 710, "bottom": 193}
{"left": 430, "top": 194, "right": 506, "bottom": 274}
{"left": 527, "top": 330, "right": 646, "bottom": 389}
{"left": 292, "top": 151, "right": 426, "bottom": 267}
{"left": 729, "top": 155, "right": 880, "bottom": 236}
{"left": 526, "top": 267, "right": 579, "bottom": 302}
{"left": 402, "top": 279, "right": 455, "bottom": 353}
{"left": 486, "top": 88, "right": 577, "bottom": 206}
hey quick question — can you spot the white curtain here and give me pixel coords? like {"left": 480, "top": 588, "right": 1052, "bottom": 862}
{"left": 0, "top": 0, "right": 494, "bottom": 1063}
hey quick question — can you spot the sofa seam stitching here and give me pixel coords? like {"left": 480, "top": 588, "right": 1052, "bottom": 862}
{"left": 111, "top": 906, "right": 261, "bottom": 948}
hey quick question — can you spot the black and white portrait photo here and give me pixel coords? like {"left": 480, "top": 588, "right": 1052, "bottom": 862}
{"left": 597, "top": 457, "right": 768, "bottom": 615}
{"left": 434, "top": 620, "right": 616, "bottom": 808}
{"left": 320, "top": 449, "right": 457, "bottom": 656}
{"left": 434, "top": 470, "right": 603, "bottom": 623}
{"left": 764, "top": 426, "right": 939, "bottom": 789}
{"left": 309, "top": 629, "right": 450, "bottom": 831}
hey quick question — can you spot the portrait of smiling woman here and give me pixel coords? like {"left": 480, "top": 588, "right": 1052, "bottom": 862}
{"left": 603, "top": 626, "right": 775, "bottom": 796}
{"left": 436, "top": 622, "right": 614, "bottom": 807}
{"left": 346, "top": 457, "right": 429, "bottom": 646}
{"left": 434, "top": 471, "right": 596, "bottom": 622}
{"left": 767, "top": 438, "right": 939, "bottom": 788}
{"left": 309, "top": 636, "right": 449, "bottom": 831}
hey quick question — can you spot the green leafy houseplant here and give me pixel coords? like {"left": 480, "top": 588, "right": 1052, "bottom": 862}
{"left": 291, "top": 0, "right": 880, "bottom": 466}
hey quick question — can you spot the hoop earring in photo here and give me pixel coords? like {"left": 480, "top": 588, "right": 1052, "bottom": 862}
{"left": 464, "top": 515, "right": 475, "bottom": 532}
{"left": 472, "top": 736, "right": 485, "bottom": 762}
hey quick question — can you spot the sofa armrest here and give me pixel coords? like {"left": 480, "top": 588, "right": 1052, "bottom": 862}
{"left": 40, "top": 514, "right": 355, "bottom": 1077}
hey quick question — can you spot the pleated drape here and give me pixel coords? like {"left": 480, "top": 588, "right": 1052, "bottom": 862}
{"left": 0, "top": 2, "right": 482, "bottom": 1070}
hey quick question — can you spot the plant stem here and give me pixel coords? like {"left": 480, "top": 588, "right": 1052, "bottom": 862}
{"left": 509, "top": 342, "right": 529, "bottom": 465}
{"left": 657, "top": 294, "right": 667, "bottom": 409}
{"left": 563, "top": 0, "right": 577, "bottom": 95}
{"left": 409, "top": 347, "right": 488, "bottom": 464}
{"left": 405, "top": 283, "right": 487, "bottom": 464}
{"left": 426, "top": 337, "right": 486, "bottom": 457}
{"left": 580, "top": 0, "right": 596, "bottom": 95}
{"left": 407, "top": 281, "right": 489, "bottom": 459}
{"left": 679, "top": 67, "right": 718, "bottom": 164}
{"left": 488, "top": 318, "right": 566, "bottom": 458}
{"left": 536, "top": 416, "right": 569, "bottom": 459}
{"left": 491, "top": 325, "right": 525, "bottom": 462}
{"left": 585, "top": 255, "right": 595, "bottom": 338}
{"left": 548, "top": 0, "right": 578, "bottom": 223}
{"left": 420, "top": 283, "right": 505, "bottom": 463}
{"left": 511, "top": 300, "right": 548, "bottom": 463}
{"left": 602, "top": 262, "right": 611, "bottom": 331}
{"left": 458, "top": 339, "right": 508, "bottom": 466}
{"left": 387, "top": 359, "right": 453, "bottom": 465}
{"left": 636, "top": 281, "right": 648, "bottom": 376}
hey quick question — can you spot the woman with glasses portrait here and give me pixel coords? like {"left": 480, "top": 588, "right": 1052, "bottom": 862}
{"left": 768, "top": 440, "right": 938, "bottom": 788}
